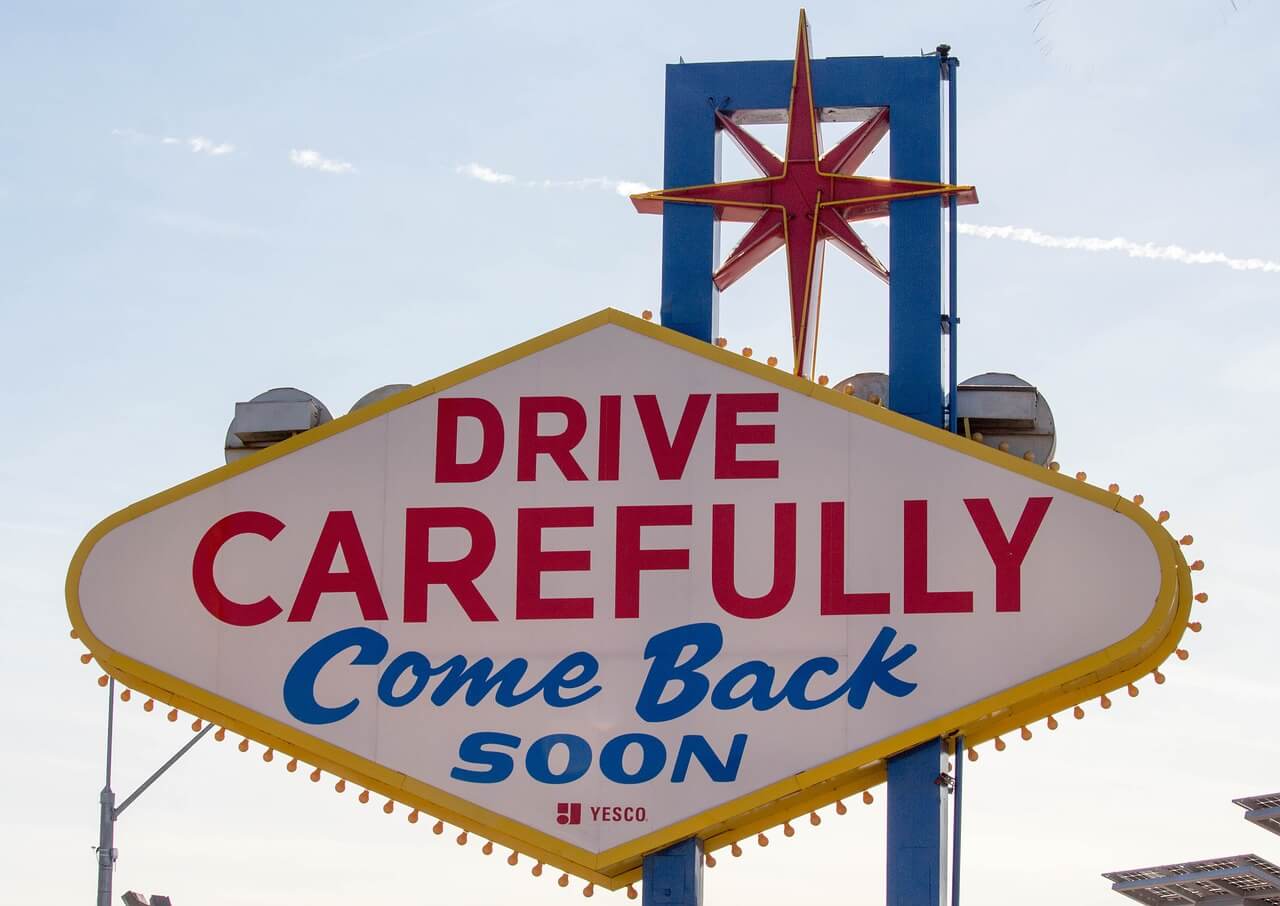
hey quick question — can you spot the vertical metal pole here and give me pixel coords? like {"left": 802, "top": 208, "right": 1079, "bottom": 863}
{"left": 946, "top": 56, "right": 960, "bottom": 433}
{"left": 659, "top": 65, "right": 721, "bottom": 344}
{"left": 886, "top": 739, "right": 949, "bottom": 906}
{"left": 885, "top": 50, "right": 955, "bottom": 906}
{"left": 97, "top": 678, "right": 117, "bottom": 906}
{"left": 951, "top": 737, "right": 965, "bottom": 906}
{"left": 643, "top": 838, "right": 704, "bottom": 906}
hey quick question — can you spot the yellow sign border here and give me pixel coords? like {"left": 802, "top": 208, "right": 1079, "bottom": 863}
{"left": 66, "top": 308, "right": 1190, "bottom": 889}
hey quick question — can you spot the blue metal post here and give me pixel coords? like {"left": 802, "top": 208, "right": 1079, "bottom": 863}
{"left": 886, "top": 740, "right": 949, "bottom": 906}
{"left": 951, "top": 736, "right": 965, "bottom": 906}
{"left": 643, "top": 837, "right": 704, "bottom": 906}
{"left": 661, "top": 65, "right": 721, "bottom": 343}
{"left": 946, "top": 56, "right": 960, "bottom": 433}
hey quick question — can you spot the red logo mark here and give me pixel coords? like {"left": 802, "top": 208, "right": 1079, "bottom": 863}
{"left": 556, "top": 802, "right": 582, "bottom": 826}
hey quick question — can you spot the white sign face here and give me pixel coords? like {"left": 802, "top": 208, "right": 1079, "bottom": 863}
{"left": 68, "top": 310, "right": 1186, "bottom": 885}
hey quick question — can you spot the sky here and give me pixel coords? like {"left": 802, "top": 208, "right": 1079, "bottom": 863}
{"left": 2, "top": 0, "right": 1279, "bottom": 903}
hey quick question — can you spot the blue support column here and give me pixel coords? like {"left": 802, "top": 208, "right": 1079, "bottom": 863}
{"left": 643, "top": 837, "right": 704, "bottom": 906}
{"left": 660, "top": 64, "right": 721, "bottom": 343}
{"left": 886, "top": 740, "right": 949, "bottom": 906}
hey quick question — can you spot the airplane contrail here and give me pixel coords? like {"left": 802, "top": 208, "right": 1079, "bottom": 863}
{"left": 957, "top": 223, "right": 1280, "bottom": 274}
{"left": 456, "top": 162, "right": 1279, "bottom": 275}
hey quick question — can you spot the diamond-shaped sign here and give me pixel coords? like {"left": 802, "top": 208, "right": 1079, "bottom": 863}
{"left": 67, "top": 309, "right": 1189, "bottom": 888}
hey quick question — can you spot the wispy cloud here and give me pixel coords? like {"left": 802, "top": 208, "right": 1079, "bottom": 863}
{"left": 456, "top": 161, "right": 652, "bottom": 197}
{"left": 112, "top": 128, "right": 235, "bottom": 156}
{"left": 958, "top": 223, "right": 1280, "bottom": 274}
{"left": 289, "top": 149, "right": 356, "bottom": 175}
{"left": 457, "top": 162, "right": 514, "bottom": 184}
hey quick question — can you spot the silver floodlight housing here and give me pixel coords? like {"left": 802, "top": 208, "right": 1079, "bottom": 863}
{"left": 224, "top": 388, "right": 332, "bottom": 464}
{"left": 950, "top": 372, "right": 1056, "bottom": 466}
{"left": 349, "top": 384, "right": 412, "bottom": 414}
{"left": 833, "top": 371, "right": 889, "bottom": 406}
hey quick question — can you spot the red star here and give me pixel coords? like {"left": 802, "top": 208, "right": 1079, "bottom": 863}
{"left": 633, "top": 11, "right": 978, "bottom": 377}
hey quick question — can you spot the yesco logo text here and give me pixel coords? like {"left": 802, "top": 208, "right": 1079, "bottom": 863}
{"left": 557, "top": 802, "right": 647, "bottom": 825}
